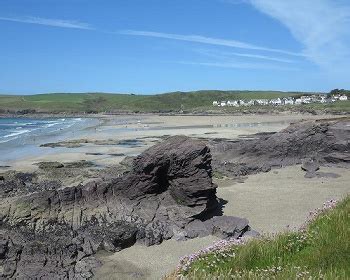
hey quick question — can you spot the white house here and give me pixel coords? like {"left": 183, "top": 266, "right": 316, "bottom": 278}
{"left": 213, "top": 101, "right": 219, "bottom": 106}
{"left": 270, "top": 98, "right": 282, "bottom": 106}
{"left": 320, "top": 96, "right": 327, "bottom": 103}
{"left": 246, "top": 100, "right": 254, "bottom": 106}
{"left": 255, "top": 99, "right": 269, "bottom": 106}
{"left": 283, "top": 98, "right": 294, "bottom": 105}
{"left": 300, "top": 96, "right": 312, "bottom": 104}
{"left": 227, "top": 100, "right": 239, "bottom": 107}
{"left": 339, "top": 95, "right": 348, "bottom": 101}
{"left": 220, "top": 101, "right": 227, "bottom": 107}
{"left": 295, "top": 98, "right": 302, "bottom": 105}
{"left": 240, "top": 100, "right": 254, "bottom": 106}
{"left": 309, "top": 95, "right": 319, "bottom": 103}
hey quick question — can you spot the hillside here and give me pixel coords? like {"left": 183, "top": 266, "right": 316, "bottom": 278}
{"left": 0, "top": 90, "right": 307, "bottom": 114}
{"left": 169, "top": 196, "right": 350, "bottom": 279}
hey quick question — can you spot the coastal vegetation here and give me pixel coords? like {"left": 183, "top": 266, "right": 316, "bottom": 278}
{"left": 2, "top": 90, "right": 349, "bottom": 114}
{"left": 0, "top": 90, "right": 349, "bottom": 114}
{"left": 169, "top": 196, "right": 350, "bottom": 279}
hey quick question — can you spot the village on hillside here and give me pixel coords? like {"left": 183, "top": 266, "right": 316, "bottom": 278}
{"left": 213, "top": 94, "right": 348, "bottom": 107}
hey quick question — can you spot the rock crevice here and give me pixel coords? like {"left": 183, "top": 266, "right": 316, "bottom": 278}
{"left": 0, "top": 135, "right": 250, "bottom": 278}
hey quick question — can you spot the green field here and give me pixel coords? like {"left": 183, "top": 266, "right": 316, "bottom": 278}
{"left": 0, "top": 90, "right": 349, "bottom": 114}
{"left": 171, "top": 196, "right": 350, "bottom": 279}
{"left": 0, "top": 90, "right": 305, "bottom": 113}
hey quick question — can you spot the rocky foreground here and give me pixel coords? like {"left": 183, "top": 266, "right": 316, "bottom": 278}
{"left": 0, "top": 136, "right": 252, "bottom": 279}
{"left": 210, "top": 118, "right": 350, "bottom": 177}
{"left": 0, "top": 118, "right": 349, "bottom": 279}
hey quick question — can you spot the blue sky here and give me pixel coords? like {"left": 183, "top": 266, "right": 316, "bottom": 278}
{"left": 1, "top": 0, "right": 350, "bottom": 94}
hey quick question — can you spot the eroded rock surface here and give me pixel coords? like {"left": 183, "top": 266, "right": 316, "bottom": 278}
{"left": 0, "top": 136, "right": 251, "bottom": 278}
{"left": 211, "top": 118, "right": 350, "bottom": 177}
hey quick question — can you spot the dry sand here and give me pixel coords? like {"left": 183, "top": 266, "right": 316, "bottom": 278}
{"left": 93, "top": 165, "right": 350, "bottom": 280}
{"left": 2, "top": 114, "right": 339, "bottom": 172}
{"left": 2, "top": 113, "right": 348, "bottom": 279}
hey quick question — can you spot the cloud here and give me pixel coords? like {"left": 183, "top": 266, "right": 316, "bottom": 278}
{"left": 248, "top": 0, "right": 350, "bottom": 69}
{"left": 195, "top": 49, "right": 296, "bottom": 63}
{"left": 119, "top": 30, "right": 303, "bottom": 57}
{"left": 0, "top": 16, "right": 94, "bottom": 30}
{"left": 175, "top": 60, "right": 298, "bottom": 71}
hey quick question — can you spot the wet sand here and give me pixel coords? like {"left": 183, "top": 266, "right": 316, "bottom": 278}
{"left": 0, "top": 114, "right": 339, "bottom": 172}
{"left": 94, "top": 165, "right": 350, "bottom": 280}
{"left": 1, "top": 113, "right": 348, "bottom": 279}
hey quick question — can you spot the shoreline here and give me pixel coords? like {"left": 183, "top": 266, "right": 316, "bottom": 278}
{"left": 0, "top": 114, "right": 349, "bottom": 279}
{"left": 0, "top": 114, "right": 343, "bottom": 173}
{"left": 0, "top": 107, "right": 348, "bottom": 119}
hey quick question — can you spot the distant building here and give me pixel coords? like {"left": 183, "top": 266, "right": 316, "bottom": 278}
{"left": 227, "top": 100, "right": 239, "bottom": 107}
{"left": 319, "top": 96, "right": 327, "bottom": 103}
{"left": 255, "top": 99, "right": 269, "bottom": 106}
{"left": 270, "top": 98, "right": 282, "bottom": 106}
{"left": 246, "top": 100, "right": 254, "bottom": 106}
{"left": 211, "top": 93, "right": 340, "bottom": 108}
{"left": 283, "top": 98, "right": 294, "bottom": 105}
{"left": 240, "top": 100, "right": 254, "bottom": 106}
{"left": 300, "top": 96, "right": 312, "bottom": 104}
{"left": 295, "top": 98, "right": 302, "bottom": 105}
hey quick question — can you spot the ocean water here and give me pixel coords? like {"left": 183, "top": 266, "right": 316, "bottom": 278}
{"left": 0, "top": 118, "right": 84, "bottom": 143}
{"left": 0, "top": 117, "right": 97, "bottom": 165}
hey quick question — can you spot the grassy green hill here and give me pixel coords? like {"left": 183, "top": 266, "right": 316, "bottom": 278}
{"left": 169, "top": 196, "right": 350, "bottom": 279}
{"left": 0, "top": 90, "right": 307, "bottom": 113}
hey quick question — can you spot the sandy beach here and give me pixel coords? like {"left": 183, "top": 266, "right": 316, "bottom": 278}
{"left": 93, "top": 164, "right": 350, "bottom": 280}
{"left": 1, "top": 113, "right": 349, "bottom": 279}
{"left": 0, "top": 113, "right": 340, "bottom": 172}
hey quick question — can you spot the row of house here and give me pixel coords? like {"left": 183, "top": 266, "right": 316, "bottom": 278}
{"left": 213, "top": 94, "right": 348, "bottom": 107}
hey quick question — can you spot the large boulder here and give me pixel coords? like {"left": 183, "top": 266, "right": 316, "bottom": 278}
{"left": 212, "top": 118, "right": 350, "bottom": 177}
{"left": 0, "top": 136, "right": 249, "bottom": 278}
{"left": 121, "top": 135, "right": 218, "bottom": 216}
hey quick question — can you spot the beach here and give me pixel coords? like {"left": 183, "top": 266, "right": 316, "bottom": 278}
{"left": 93, "top": 164, "right": 350, "bottom": 279}
{"left": 0, "top": 113, "right": 349, "bottom": 279}
{"left": 0, "top": 113, "right": 339, "bottom": 172}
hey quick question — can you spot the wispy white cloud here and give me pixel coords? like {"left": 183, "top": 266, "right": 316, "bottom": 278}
{"left": 175, "top": 60, "right": 298, "bottom": 71}
{"left": 0, "top": 16, "right": 94, "bottom": 30}
{"left": 195, "top": 49, "right": 296, "bottom": 63}
{"left": 248, "top": 0, "right": 350, "bottom": 69}
{"left": 119, "top": 30, "right": 303, "bottom": 57}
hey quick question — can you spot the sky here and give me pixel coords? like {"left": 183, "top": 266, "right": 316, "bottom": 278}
{"left": 1, "top": 0, "right": 350, "bottom": 94}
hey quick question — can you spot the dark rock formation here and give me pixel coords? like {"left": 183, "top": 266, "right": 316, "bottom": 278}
{"left": 301, "top": 158, "right": 320, "bottom": 178}
{"left": 0, "top": 136, "right": 251, "bottom": 278}
{"left": 301, "top": 159, "right": 320, "bottom": 173}
{"left": 211, "top": 118, "right": 350, "bottom": 177}
{"left": 36, "top": 161, "right": 64, "bottom": 169}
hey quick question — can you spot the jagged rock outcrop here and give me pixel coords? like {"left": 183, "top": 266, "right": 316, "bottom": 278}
{"left": 0, "top": 136, "right": 251, "bottom": 278}
{"left": 211, "top": 118, "right": 350, "bottom": 177}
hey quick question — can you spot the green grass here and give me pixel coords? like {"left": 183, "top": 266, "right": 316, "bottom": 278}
{"left": 302, "top": 101, "right": 350, "bottom": 113}
{"left": 1, "top": 91, "right": 349, "bottom": 114}
{"left": 0, "top": 90, "right": 308, "bottom": 113}
{"left": 174, "top": 196, "right": 350, "bottom": 279}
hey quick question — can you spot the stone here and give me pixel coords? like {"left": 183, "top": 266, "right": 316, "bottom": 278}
{"left": 301, "top": 159, "right": 320, "bottom": 173}
{"left": 204, "top": 216, "right": 250, "bottom": 239}
{"left": 0, "top": 135, "right": 241, "bottom": 278}
{"left": 211, "top": 118, "right": 350, "bottom": 178}
{"left": 36, "top": 161, "right": 64, "bottom": 169}
{"left": 64, "top": 160, "right": 95, "bottom": 168}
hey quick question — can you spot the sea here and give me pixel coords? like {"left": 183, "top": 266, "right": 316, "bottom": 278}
{"left": 0, "top": 117, "right": 98, "bottom": 165}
